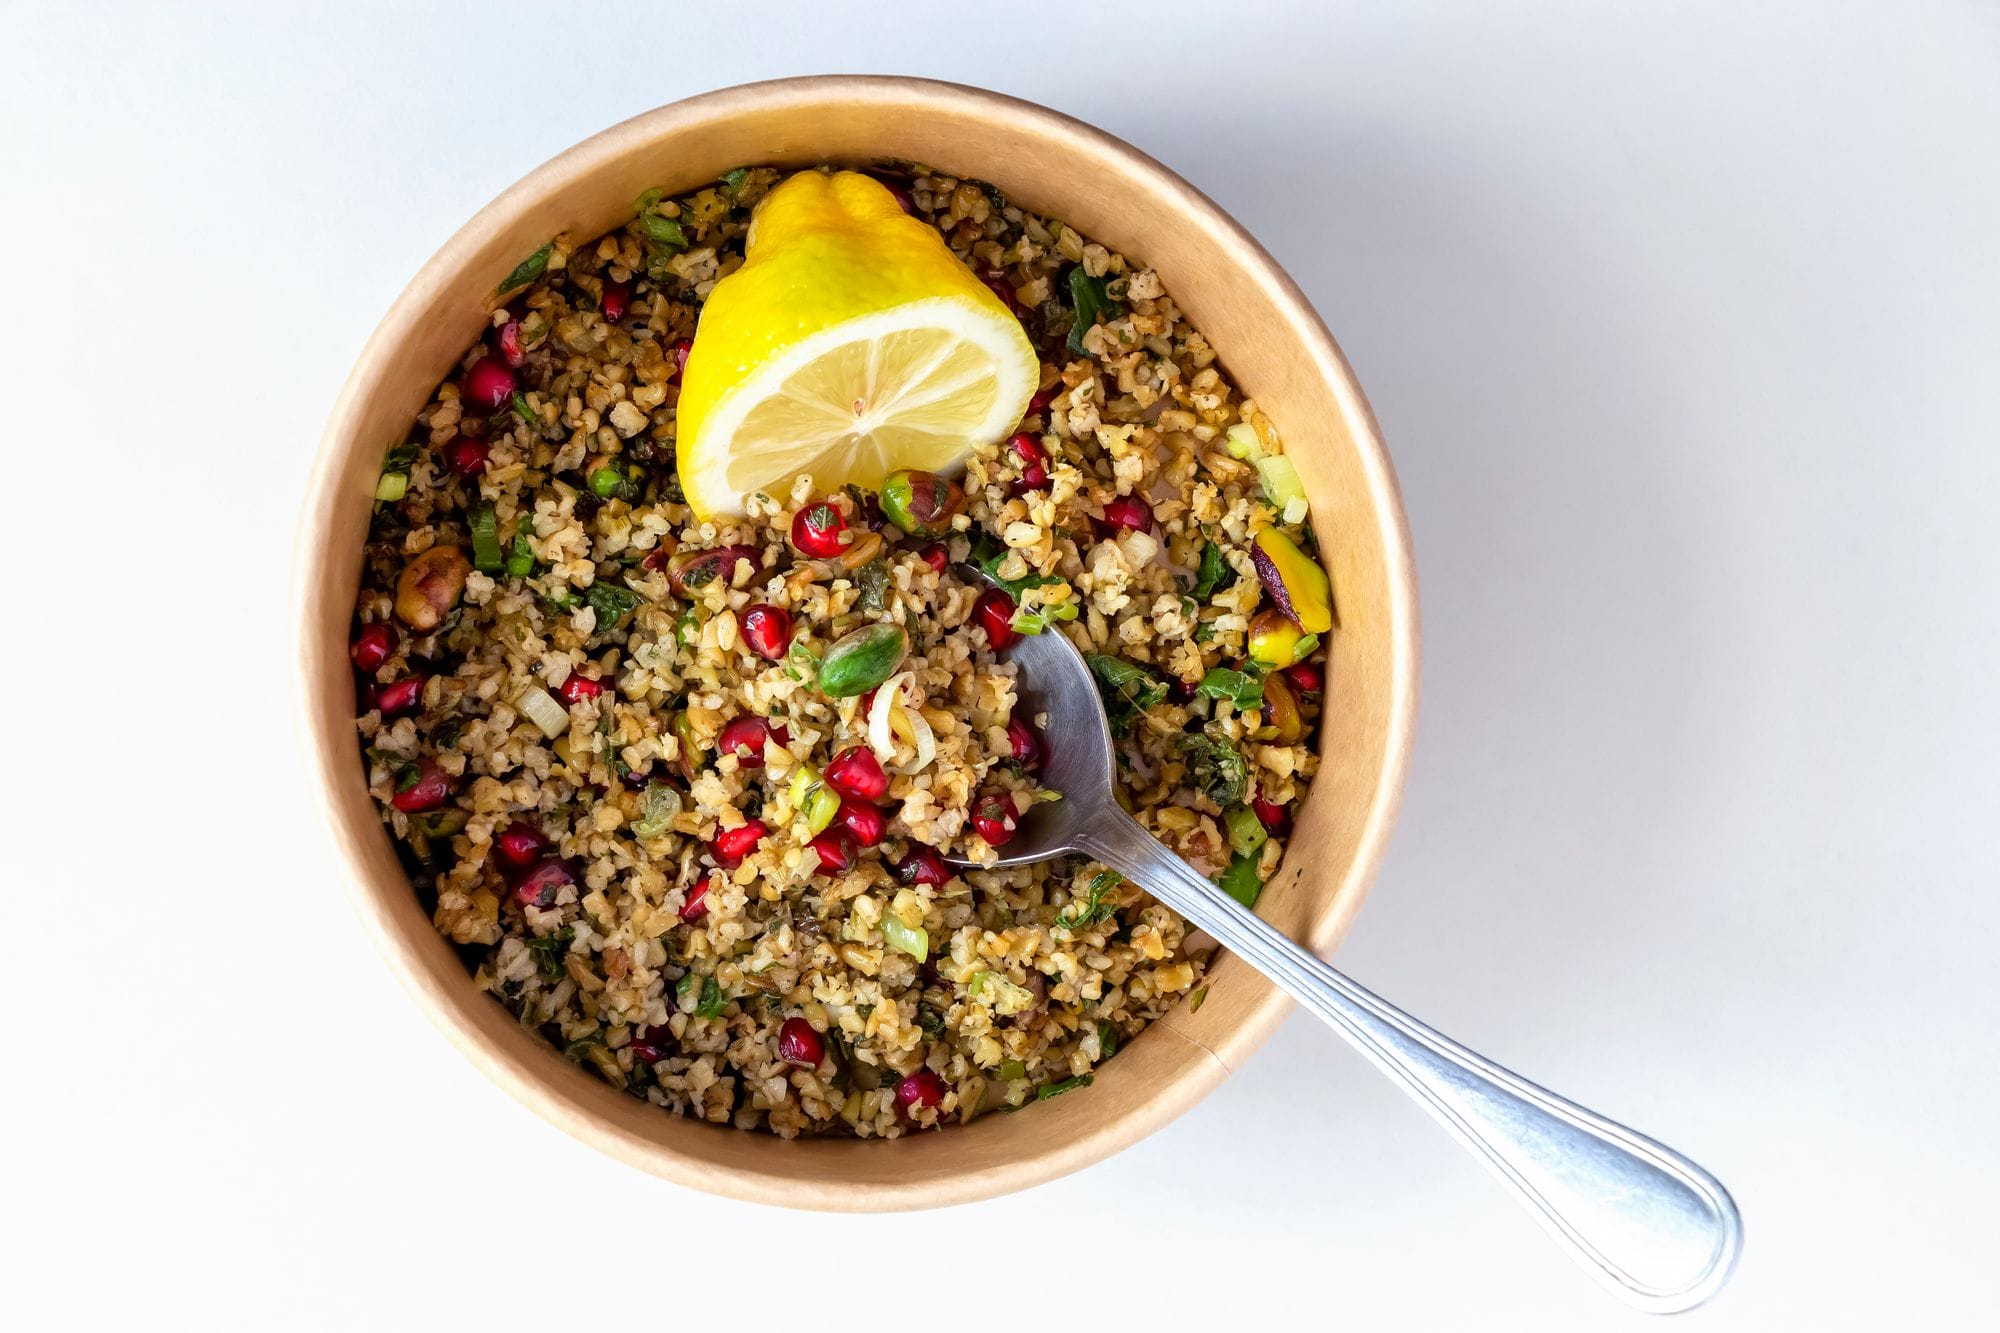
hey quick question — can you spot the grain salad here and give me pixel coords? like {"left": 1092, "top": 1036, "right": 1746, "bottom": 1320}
{"left": 350, "top": 164, "right": 1334, "bottom": 1138}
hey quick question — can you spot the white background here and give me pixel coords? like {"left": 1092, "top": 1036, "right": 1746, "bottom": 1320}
{"left": 4, "top": 2, "right": 1995, "bottom": 1328}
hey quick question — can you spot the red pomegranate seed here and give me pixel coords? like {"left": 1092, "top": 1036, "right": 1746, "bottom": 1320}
{"left": 710, "top": 820, "right": 768, "bottom": 868}
{"left": 599, "top": 278, "right": 631, "bottom": 324}
{"left": 442, "top": 435, "right": 489, "bottom": 477}
{"left": 511, "top": 857, "right": 575, "bottom": 908}
{"left": 837, "top": 800, "right": 886, "bottom": 849}
{"left": 1284, "top": 661, "right": 1324, "bottom": 693}
{"left": 1251, "top": 794, "right": 1290, "bottom": 832}
{"left": 778, "top": 1016, "right": 825, "bottom": 1068}
{"left": 789, "top": 499, "right": 850, "bottom": 558}
{"left": 977, "top": 267, "right": 1020, "bottom": 313}
{"left": 1169, "top": 676, "right": 1197, "bottom": 704}
{"left": 671, "top": 338, "right": 692, "bottom": 376}
{"left": 628, "top": 1024, "right": 673, "bottom": 1064}
{"left": 497, "top": 319, "right": 525, "bottom": 367}
{"left": 1101, "top": 494, "right": 1153, "bottom": 531}
{"left": 461, "top": 354, "right": 516, "bottom": 415}
{"left": 918, "top": 544, "right": 947, "bottom": 576}
{"left": 678, "top": 878, "right": 710, "bottom": 921}
{"left": 556, "top": 672, "right": 605, "bottom": 705}
{"left": 825, "top": 746, "right": 888, "bottom": 802}
{"left": 1027, "top": 380, "right": 1058, "bottom": 414}
{"left": 390, "top": 761, "right": 449, "bottom": 813}
{"left": 972, "top": 589, "right": 1018, "bottom": 651}
{"left": 1007, "top": 432, "right": 1048, "bottom": 491}
{"left": 971, "top": 790, "right": 1019, "bottom": 847}
{"left": 895, "top": 1069, "right": 947, "bottom": 1113}
{"left": 717, "top": 717, "right": 787, "bottom": 767}
{"left": 495, "top": 821, "right": 546, "bottom": 867}
{"left": 374, "top": 675, "right": 426, "bottom": 717}
{"left": 810, "top": 830, "right": 857, "bottom": 875}
{"left": 1005, "top": 717, "right": 1042, "bottom": 769}
{"left": 894, "top": 844, "right": 950, "bottom": 888}
{"left": 739, "top": 604, "right": 792, "bottom": 662}
{"left": 350, "top": 622, "right": 397, "bottom": 673}
{"left": 859, "top": 688, "right": 879, "bottom": 715}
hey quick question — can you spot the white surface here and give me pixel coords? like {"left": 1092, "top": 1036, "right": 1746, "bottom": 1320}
{"left": 4, "top": 2, "right": 1995, "bottom": 1328}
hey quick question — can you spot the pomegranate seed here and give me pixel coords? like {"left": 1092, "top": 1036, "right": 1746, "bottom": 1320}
{"left": 390, "top": 761, "right": 449, "bottom": 813}
{"left": 671, "top": 338, "right": 691, "bottom": 376}
{"left": 1027, "top": 380, "right": 1058, "bottom": 414}
{"left": 971, "top": 790, "right": 1019, "bottom": 847}
{"left": 880, "top": 181, "right": 916, "bottom": 214}
{"left": 717, "top": 717, "right": 787, "bottom": 767}
{"left": 350, "top": 622, "right": 397, "bottom": 673}
{"left": 442, "top": 435, "right": 489, "bottom": 477}
{"left": 628, "top": 1024, "right": 673, "bottom": 1064}
{"left": 599, "top": 278, "right": 631, "bottom": 324}
{"left": 977, "top": 267, "right": 1020, "bottom": 313}
{"left": 556, "top": 672, "right": 605, "bottom": 705}
{"left": 777, "top": 1016, "right": 824, "bottom": 1068}
{"left": 495, "top": 821, "right": 546, "bottom": 867}
{"left": 1101, "top": 494, "right": 1153, "bottom": 531}
{"left": 711, "top": 821, "right": 768, "bottom": 868}
{"left": 860, "top": 688, "right": 879, "bottom": 714}
{"left": 461, "top": 354, "right": 516, "bottom": 415}
{"left": 1007, "top": 432, "right": 1048, "bottom": 492}
{"left": 739, "top": 604, "right": 792, "bottom": 661}
{"left": 1284, "top": 661, "right": 1324, "bottom": 693}
{"left": 1169, "top": 676, "right": 1197, "bottom": 704}
{"left": 837, "top": 800, "right": 886, "bottom": 849}
{"left": 679, "top": 878, "right": 711, "bottom": 921}
{"left": 375, "top": 675, "right": 426, "bottom": 717}
{"left": 497, "top": 319, "right": 525, "bottom": 367}
{"left": 1251, "top": 794, "right": 1290, "bottom": 832}
{"left": 825, "top": 746, "right": 888, "bottom": 802}
{"left": 972, "top": 589, "right": 1018, "bottom": 651}
{"left": 895, "top": 1069, "right": 947, "bottom": 1113}
{"left": 1005, "top": 717, "right": 1042, "bottom": 769}
{"left": 918, "top": 544, "right": 947, "bottom": 576}
{"left": 789, "top": 499, "right": 850, "bottom": 558}
{"left": 511, "top": 857, "right": 575, "bottom": 908}
{"left": 894, "top": 844, "right": 950, "bottom": 888}
{"left": 810, "top": 830, "right": 857, "bottom": 875}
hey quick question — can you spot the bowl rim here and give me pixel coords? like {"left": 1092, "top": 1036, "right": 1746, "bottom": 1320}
{"left": 295, "top": 74, "right": 1419, "bottom": 1208}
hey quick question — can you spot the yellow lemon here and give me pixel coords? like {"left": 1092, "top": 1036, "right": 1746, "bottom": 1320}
{"left": 675, "top": 170, "right": 1038, "bottom": 520}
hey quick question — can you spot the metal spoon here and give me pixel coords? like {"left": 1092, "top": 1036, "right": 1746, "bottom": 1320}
{"left": 950, "top": 618, "right": 1741, "bottom": 1313}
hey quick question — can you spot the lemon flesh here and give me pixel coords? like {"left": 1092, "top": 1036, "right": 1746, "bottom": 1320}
{"left": 676, "top": 171, "right": 1038, "bottom": 520}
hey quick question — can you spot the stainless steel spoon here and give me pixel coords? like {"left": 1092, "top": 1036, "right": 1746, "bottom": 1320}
{"left": 950, "top": 618, "right": 1741, "bottom": 1313}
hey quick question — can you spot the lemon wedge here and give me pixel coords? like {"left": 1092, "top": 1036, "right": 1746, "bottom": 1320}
{"left": 676, "top": 170, "right": 1038, "bottom": 520}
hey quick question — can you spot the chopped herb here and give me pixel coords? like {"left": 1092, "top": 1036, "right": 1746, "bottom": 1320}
{"left": 468, "top": 502, "right": 503, "bottom": 572}
{"left": 968, "top": 531, "right": 1063, "bottom": 599}
{"left": 541, "top": 587, "right": 582, "bottom": 615}
{"left": 1056, "top": 870, "right": 1123, "bottom": 931}
{"left": 1036, "top": 1073, "right": 1094, "bottom": 1101}
{"left": 855, "top": 559, "right": 890, "bottom": 613}
{"left": 563, "top": 1032, "right": 606, "bottom": 1059}
{"left": 633, "top": 186, "right": 664, "bottom": 214}
{"left": 720, "top": 167, "right": 749, "bottom": 196}
{"left": 1175, "top": 731, "right": 1250, "bottom": 805}
{"left": 497, "top": 242, "right": 552, "bottom": 294}
{"left": 382, "top": 443, "right": 419, "bottom": 472}
{"left": 585, "top": 582, "right": 641, "bottom": 632}
{"left": 694, "top": 977, "right": 726, "bottom": 1019}
{"left": 392, "top": 763, "right": 422, "bottom": 793}
{"left": 1196, "top": 667, "right": 1267, "bottom": 712}
{"left": 785, "top": 638, "right": 820, "bottom": 683}
{"left": 1190, "top": 539, "right": 1235, "bottom": 600}
{"left": 1097, "top": 1022, "right": 1119, "bottom": 1060}
{"left": 1065, "top": 267, "right": 1122, "bottom": 355}
{"left": 915, "top": 1004, "right": 946, "bottom": 1037}
{"left": 1217, "top": 852, "right": 1263, "bottom": 907}
{"left": 1193, "top": 621, "right": 1219, "bottom": 643}
{"left": 1085, "top": 653, "right": 1170, "bottom": 737}
{"left": 525, "top": 926, "right": 575, "bottom": 981}
{"left": 637, "top": 212, "right": 688, "bottom": 253}
{"left": 675, "top": 610, "right": 700, "bottom": 648}
{"left": 505, "top": 528, "right": 536, "bottom": 578}
{"left": 511, "top": 391, "right": 537, "bottom": 425}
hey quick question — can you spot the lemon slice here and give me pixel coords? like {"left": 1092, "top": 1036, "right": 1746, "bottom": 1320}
{"left": 676, "top": 171, "right": 1038, "bottom": 520}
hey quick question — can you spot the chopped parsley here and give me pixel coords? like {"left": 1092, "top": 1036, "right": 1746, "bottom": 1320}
{"left": 1065, "top": 268, "right": 1122, "bottom": 355}
{"left": 1196, "top": 666, "right": 1267, "bottom": 711}
{"left": 525, "top": 926, "right": 575, "bottom": 981}
{"left": 1036, "top": 1073, "right": 1094, "bottom": 1101}
{"left": 497, "top": 242, "right": 552, "bottom": 294}
{"left": 585, "top": 582, "right": 641, "bottom": 632}
{"left": 855, "top": 559, "right": 890, "bottom": 613}
{"left": 1085, "top": 653, "right": 1170, "bottom": 737}
{"left": 1189, "top": 539, "right": 1234, "bottom": 600}
{"left": 1056, "top": 871, "right": 1124, "bottom": 932}
{"left": 1175, "top": 730, "right": 1250, "bottom": 805}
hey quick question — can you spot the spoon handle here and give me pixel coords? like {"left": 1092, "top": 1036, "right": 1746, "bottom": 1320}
{"left": 1075, "top": 809, "right": 1741, "bottom": 1314}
